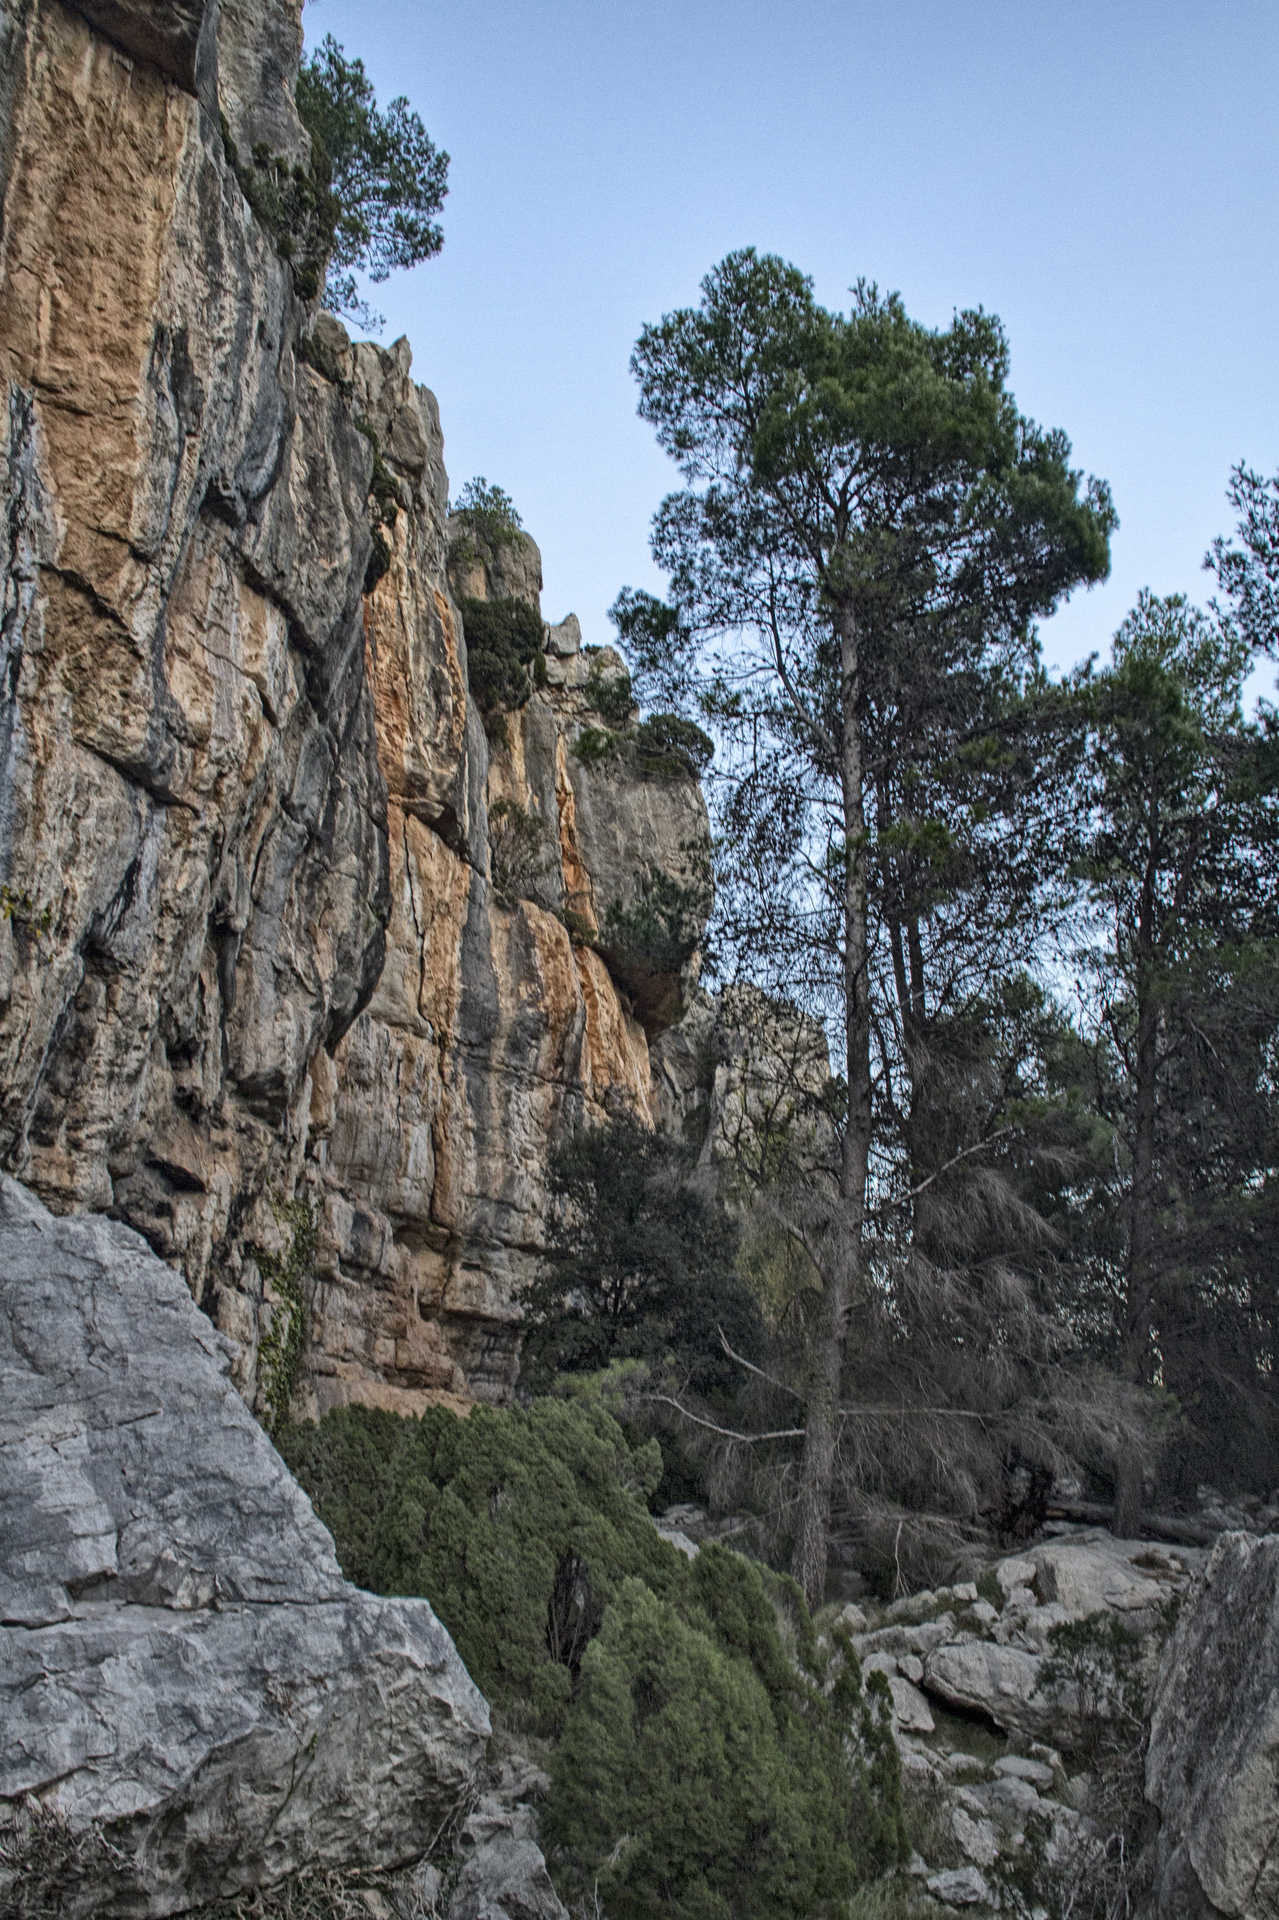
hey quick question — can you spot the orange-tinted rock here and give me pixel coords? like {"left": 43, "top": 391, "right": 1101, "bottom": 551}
{"left": 0, "top": 0, "right": 713, "bottom": 1419}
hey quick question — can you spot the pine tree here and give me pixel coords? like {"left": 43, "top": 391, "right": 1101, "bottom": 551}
{"left": 618, "top": 251, "right": 1115, "bottom": 1601}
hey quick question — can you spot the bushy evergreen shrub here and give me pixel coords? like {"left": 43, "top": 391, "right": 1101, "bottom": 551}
{"left": 283, "top": 1397, "right": 905, "bottom": 1920}
{"left": 519, "top": 1111, "right": 761, "bottom": 1392}
{"left": 283, "top": 1396, "right": 670, "bottom": 1733}
{"left": 459, "top": 595, "right": 544, "bottom": 713}
{"left": 600, "top": 861, "right": 710, "bottom": 979}
{"left": 633, "top": 711, "right": 714, "bottom": 778}
{"left": 545, "top": 1551, "right": 905, "bottom": 1917}
{"left": 584, "top": 660, "right": 634, "bottom": 729}
{"left": 450, "top": 476, "right": 524, "bottom": 548}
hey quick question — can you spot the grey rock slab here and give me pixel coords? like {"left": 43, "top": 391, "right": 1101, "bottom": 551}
{"left": 854, "top": 1615, "right": 956, "bottom": 1660}
{"left": 1027, "top": 1532, "right": 1184, "bottom": 1620}
{"left": 889, "top": 1674, "right": 936, "bottom": 1734}
{"left": 449, "top": 1797, "right": 568, "bottom": 1920}
{"left": 927, "top": 1865, "right": 993, "bottom": 1907}
{"left": 975, "top": 1774, "right": 1043, "bottom": 1827}
{"left": 0, "top": 1177, "right": 490, "bottom": 1914}
{"left": 923, "top": 1639, "right": 1051, "bottom": 1739}
{"left": 994, "top": 1554, "right": 1037, "bottom": 1596}
{"left": 952, "top": 1806, "right": 1001, "bottom": 1868}
{"left": 545, "top": 614, "right": 581, "bottom": 658}
{"left": 1145, "top": 1531, "right": 1279, "bottom": 1919}
{"left": 655, "top": 1525, "right": 698, "bottom": 1560}
{"left": 994, "top": 1755, "right": 1056, "bottom": 1791}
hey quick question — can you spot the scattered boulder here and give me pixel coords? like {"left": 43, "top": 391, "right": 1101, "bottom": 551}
{"left": 927, "top": 1864, "right": 993, "bottom": 1907}
{"left": 923, "top": 1640, "right": 1051, "bottom": 1740}
{"left": 448, "top": 1756, "right": 568, "bottom": 1920}
{"left": 841, "top": 1528, "right": 1207, "bottom": 1917}
{"left": 889, "top": 1675, "right": 936, "bottom": 1734}
{"left": 951, "top": 1806, "right": 1001, "bottom": 1869}
{"left": 993, "top": 1755, "right": 1056, "bottom": 1791}
{"left": 1029, "top": 1535, "right": 1175, "bottom": 1623}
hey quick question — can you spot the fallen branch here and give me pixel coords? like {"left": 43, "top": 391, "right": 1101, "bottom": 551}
{"left": 1044, "top": 1499, "right": 1218, "bottom": 1546}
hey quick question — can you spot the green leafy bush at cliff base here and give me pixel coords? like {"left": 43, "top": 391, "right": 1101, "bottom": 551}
{"left": 519, "top": 1111, "right": 763, "bottom": 1394}
{"left": 282, "top": 1396, "right": 905, "bottom": 1917}
{"left": 284, "top": 1397, "right": 671, "bottom": 1732}
{"left": 547, "top": 1555, "right": 904, "bottom": 1919}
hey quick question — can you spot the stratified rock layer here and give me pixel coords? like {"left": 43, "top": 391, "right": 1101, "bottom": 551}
{"left": 0, "top": 1173, "right": 490, "bottom": 1915}
{"left": 0, "top": 0, "right": 709, "bottom": 1417}
{"left": 1144, "top": 1531, "right": 1279, "bottom": 1919}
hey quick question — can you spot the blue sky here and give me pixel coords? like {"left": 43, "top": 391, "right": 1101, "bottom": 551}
{"left": 305, "top": 0, "right": 1278, "bottom": 681}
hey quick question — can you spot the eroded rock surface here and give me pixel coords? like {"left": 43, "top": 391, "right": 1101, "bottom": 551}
{"left": 0, "top": 1173, "right": 490, "bottom": 1915}
{"left": 0, "top": 0, "right": 711, "bottom": 1418}
{"left": 1144, "top": 1531, "right": 1279, "bottom": 1919}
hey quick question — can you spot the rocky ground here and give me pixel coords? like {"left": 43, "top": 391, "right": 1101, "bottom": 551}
{"left": 662, "top": 1506, "right": 1279, "bottom": 1919}
{"left": 843, "top": 1533, "right": 1195, "bottom": 1915}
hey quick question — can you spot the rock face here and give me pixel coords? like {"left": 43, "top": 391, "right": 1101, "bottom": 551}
{"left": 1144, "top": 1531, "right": 1279, "bottom": 1919}
{"left": 0, "top": 0, "right": 710, "bottom": 1419}
{"left": 0, "top": 1173, "right": 490, "bottom": 1914}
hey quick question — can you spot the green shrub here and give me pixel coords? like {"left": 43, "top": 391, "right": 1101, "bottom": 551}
{"left": 570, "top": 724, "right": 620, "bottom": 767}
{"left": 283, "top": 1396, "right": 671, "bottom": 1734}
{"left": 585, "top": 659, "right": 634, "bottom": 728}
{"left": 296, "top": 34, "right": 448, "bottom": 331}
{"left": 283, "top": 1398, "right": 905, "bottom": 1920}
{"left": 570, "top": 708, "right": 713, "bottom": 781}
{"left": 544, "top": 1558, "right": 905, "bottom": 1918}
{"left": 1024, "top": 1606, "right": 1176, "bottom": 1918}
{"left": 450, "top": 477, "right": 524, "bottom": 549}
{"left": 633, "top": 712, "right": 714, "bottom": 778}
{"left": 460, "top": 595, "right": 544, "bottom": 713}
{"left": 220, "top": 117, "right": 335, "bottom": 304}
{"left": 519, "top": 1111, "right": 760, "bottom": 1393}
{"left": 252, "top": 1194, "right": 318, "bottom": 1438}
{"left": 601, "top": 862, "right": 710, "bottom": 979}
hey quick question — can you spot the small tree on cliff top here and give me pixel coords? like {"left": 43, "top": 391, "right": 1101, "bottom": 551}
{"left": 297, "top": 33, "right": 448, "bottom": 330}
{"left": 618, "top": 251, "right": 1115, "bottom": 1603}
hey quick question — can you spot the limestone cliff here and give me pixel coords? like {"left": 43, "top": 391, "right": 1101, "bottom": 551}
{"left": 0, "top": 0, "right": 710, "bottom": 1420}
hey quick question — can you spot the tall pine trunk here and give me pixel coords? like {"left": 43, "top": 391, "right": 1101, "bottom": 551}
{"left": 1115, "top": 867, "right": 1160, "bottom": 1537}
{"left": 792, "top": 602, "right": 871, "bottom": 1608}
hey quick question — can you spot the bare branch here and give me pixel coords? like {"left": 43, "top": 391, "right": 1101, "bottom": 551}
{"left": 643, "top": 1393, "right": 806, "bottom": 1444}
{"left": 868, "top": 1126, "right": 1017, "bottom": 1221}
{"left": 717, "top": 1326, "right": 804, "bottom": 1399}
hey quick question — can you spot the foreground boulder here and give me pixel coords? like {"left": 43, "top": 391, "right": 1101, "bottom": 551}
{"left": 0, "top": 1175, "right": 490, "bottom": 1915}
{"left": 1144, "top": 1531, "right": 1279, "bottom": 1919}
